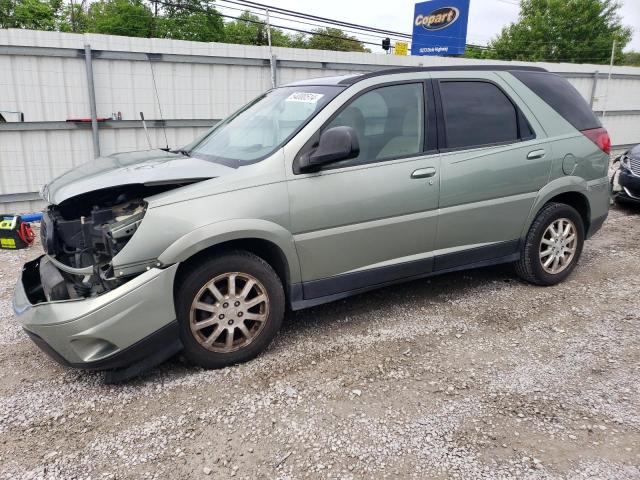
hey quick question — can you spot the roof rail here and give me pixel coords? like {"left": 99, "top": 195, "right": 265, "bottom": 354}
{"left": 338, "top": 65, "right": 548, "bottom": 85}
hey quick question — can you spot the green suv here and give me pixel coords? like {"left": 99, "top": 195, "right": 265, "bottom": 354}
{"left": 13, "top": 66, "right": 610, "bottom": 380}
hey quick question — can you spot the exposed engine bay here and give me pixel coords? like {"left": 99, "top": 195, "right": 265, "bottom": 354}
{"left": 37, "top": 184, "right": 181, "bottom": 302}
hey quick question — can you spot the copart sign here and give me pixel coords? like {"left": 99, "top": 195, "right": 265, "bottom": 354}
{"left": 411, "top": 0, "right": 470, "bottom": 56}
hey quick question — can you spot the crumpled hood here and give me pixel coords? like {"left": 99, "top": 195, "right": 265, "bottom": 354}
{"left": 42, "top": 149, "right": 235, "bottom": 205}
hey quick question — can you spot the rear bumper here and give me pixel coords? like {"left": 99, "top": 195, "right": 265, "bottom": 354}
{"left": 13, "top": 256, "right": 180, "bottom": 370}
{"left": 585, "top": 178, "right": 610, "bottom": 239}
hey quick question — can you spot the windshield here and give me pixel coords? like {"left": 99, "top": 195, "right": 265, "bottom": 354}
{"left": 188, "top": 85, "right": 344, "bottom": 166}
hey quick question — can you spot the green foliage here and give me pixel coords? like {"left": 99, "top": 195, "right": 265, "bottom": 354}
{"left": 462, "top": 45, "right": 490, "bottom": 59}
{"left": 480, "top": 0, "right": 632, "bottom": 64}
{"left": 58, "top": 2, "right": 90, "bottom": 33}
{"left": 306, "top": 27, "right": 370, "bottom": 53}
{"left": 85, "top": 0, "right": 153, "bottom": 37}
{"left": 622, "top": 51, "right": 640, "bottom": 66}
{"left": 223, "top": 11, "right": 291, "bottom": 47}
{"left": 1, "top": 1, "right": 370, "bottom": 53}
{"left": 155, "top": 0, "right": 224, "bottom": 42}
{"left": 1, "top": 0, "right": 63, "bottom": 30}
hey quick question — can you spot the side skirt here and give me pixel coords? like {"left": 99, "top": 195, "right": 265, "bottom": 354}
{"left": 290, "top": 240, "right": 519, "bottom": 311}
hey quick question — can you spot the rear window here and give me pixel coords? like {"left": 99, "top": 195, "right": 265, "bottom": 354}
{"left": 439, "top": 81, "right": 520, "bottom": 149}
{"left": 511, "top": 71, "right": 601, "bottom": 131}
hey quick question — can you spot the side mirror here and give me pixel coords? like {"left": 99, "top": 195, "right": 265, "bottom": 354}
{"left": 299, "top": 126, "right": 359, "bottom": 171}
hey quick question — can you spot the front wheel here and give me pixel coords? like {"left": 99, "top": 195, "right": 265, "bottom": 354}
{"left": 176, "top": 251, "right": 285, "bottom": 369}
{"left": 515, "top": 202, "right": 585, "bottom": 286}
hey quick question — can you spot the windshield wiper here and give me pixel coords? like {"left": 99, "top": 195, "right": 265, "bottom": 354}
{"left": 171, "top": 149, "right": 191, "bottom": 157}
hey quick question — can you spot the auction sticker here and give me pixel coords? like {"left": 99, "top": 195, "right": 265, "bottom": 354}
{"left": 286, "top": 92, "right": 324, "bottom": 103}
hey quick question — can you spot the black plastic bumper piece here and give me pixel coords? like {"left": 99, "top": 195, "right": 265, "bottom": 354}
{"left": 24, "top": 320, "right": 182, "bottom": 381}
{"left": 586, "top": 213, "right": 608, "bottom": 239}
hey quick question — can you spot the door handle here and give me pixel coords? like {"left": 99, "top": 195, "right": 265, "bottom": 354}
{"left": 527, "top": 149, "right": 546, "bottom": 160}
{"left": 411, "top": 167, "right": 437, "bottom": 179}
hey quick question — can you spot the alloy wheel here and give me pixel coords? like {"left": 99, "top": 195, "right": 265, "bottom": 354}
{"left": 189, "top": 272, "right": 269, "bottom": 353}
{"left": 539, "top": 218, "right": 578, "bottom": 275}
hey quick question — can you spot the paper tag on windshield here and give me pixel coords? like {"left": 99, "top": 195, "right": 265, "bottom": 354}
{"left": 285, "top": 92, "right": 324, "bottom": 104}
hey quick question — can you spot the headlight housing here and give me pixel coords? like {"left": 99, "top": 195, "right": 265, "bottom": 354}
{"left": 619, "top": 153, "right": 631, "bottom": 170}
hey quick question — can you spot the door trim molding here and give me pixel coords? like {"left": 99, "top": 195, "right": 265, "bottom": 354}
{"left": 293, "top": 239, "right": 520, "bottom": 307}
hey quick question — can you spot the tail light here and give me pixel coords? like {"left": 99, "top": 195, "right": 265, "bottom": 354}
{"left": 581, "top": 127, "right": 611, "bottom": 155}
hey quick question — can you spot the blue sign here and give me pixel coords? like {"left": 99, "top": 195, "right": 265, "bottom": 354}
{"left": 411, "top": 0, "right": 470, "bottom": 56}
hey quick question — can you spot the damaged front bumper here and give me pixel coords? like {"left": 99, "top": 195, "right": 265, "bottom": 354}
{"left": 13, "top": 256, "right": 181, "bottom": 373}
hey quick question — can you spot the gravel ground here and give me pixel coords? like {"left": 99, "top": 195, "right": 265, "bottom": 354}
{"left": 0, "top": 204, "right": 639, "bottom": 480}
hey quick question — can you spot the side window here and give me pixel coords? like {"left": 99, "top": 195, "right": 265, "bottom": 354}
{"left": 324, "top": 83, "right": 424, "bottom": 165}
{"left": 439, "top": 81, "right": 519, "bottom": 149}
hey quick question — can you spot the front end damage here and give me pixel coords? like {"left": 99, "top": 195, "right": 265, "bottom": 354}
{"left": 11, "top": 148, "right": 239, "bottom": 379}
{"left": 36, "top": 186, "right": 154, "bottom": 303}
{"left": 15, "top": 182, "right": 199, "bottom": 381}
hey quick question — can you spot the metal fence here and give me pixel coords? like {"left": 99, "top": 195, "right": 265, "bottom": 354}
{"left": 2, "top": 28, "right": 640, "bottom": 213}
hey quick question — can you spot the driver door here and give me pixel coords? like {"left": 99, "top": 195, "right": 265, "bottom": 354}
{"left": 286, "top": 81, "right": 441, "bottom": 299}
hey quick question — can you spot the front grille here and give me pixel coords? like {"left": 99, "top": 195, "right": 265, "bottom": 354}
{"left": 629, "top": 155, "right": 640, "bottom": 176}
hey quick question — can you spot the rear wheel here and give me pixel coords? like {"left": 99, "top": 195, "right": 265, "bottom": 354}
{"left": 515, "top": 203, "right": 585, "bottom": 286}
{"left": 176, "top": 251, "right": 285, "bottom": 368}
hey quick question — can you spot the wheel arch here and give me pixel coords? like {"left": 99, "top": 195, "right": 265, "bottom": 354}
{"left": 158, "top": 219, "right": 301, "bottom": 300}
{"left": 173, "top": 237, "right": 292, "bottom": 296}
{"left": 544, "top": 191, "right": 590, "bottom": 233}
{"left": 523, "top": 178, "right": 591, "bottom": 239}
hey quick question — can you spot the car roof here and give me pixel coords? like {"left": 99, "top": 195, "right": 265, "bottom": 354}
{"left": 284, "top": 65, "right": 548, "bottom": 87}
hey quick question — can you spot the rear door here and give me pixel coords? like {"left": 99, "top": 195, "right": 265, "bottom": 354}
{"left": 286, "top": 80, "right": 441, "bottom": 299}
{"left": 431, "top": 72, "right": 552, "bottom": 269}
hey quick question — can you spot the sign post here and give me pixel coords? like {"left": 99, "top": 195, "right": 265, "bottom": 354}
{"left": 411, "top": 0, "right": 470, "bottom": 56}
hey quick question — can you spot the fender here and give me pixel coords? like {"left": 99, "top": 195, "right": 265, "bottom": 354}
{"left": 157, "top": 218, "right": 302, "bottom": 284}
{"left": 521, "top": 175, "right": 590, "bottom": 239}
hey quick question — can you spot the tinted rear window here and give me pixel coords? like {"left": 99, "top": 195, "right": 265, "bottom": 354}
{"left": 440, "top": 81, "right": 519, "bottom": 149}
{"left": 511, "top": 71, "right": 600, "bottom": 131}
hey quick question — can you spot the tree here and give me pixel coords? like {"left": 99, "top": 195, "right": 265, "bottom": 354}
{"left": 224, "top": 11, "right": 291, "bottom": 47}
{"left": 1, "top": 0, "right": 63, "bottom": 30}
{"left": 85, "top": 0, "right": 153, "bottom": 38}
{"left": 622, "top": 51, "right": 640, "bottom": 66}
{"left": 306, "top": 27, "right": 369, "bottom": 53}
{"left": 462, "top": 45, "right": 489, "bottom": 59}
{"left": 155, "top": 0, "right": 224, "bottom": 42}
{"left": 59, "top": 1, "right": 90, "bottom": 33}
{"left": 483, "top": 0, "right": 632, "bottom": 64}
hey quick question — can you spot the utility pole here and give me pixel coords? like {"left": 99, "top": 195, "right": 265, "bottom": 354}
{"left": 84, "top": 45, "right": 100, "bottom": 158}
{"left": 602, "top": 40, "right": 616, "bottom": 118}
{"left": 266, "top": 8, "right": 276, "bottom": 88}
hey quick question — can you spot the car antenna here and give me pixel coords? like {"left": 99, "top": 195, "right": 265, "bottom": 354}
{"left": 149, "top": 60, "right": 169, "bottom": 151}
{"left": 139, "top": 112, "right": 153, "bottom": 150}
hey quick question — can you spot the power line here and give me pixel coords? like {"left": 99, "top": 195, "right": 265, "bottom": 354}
{"left": 215, "top": 0, "right": 497, "bottom": 51}
{"left": 216, "top": 0, "right": 617, "bottom": 52}
{"left": 215, "top": 1, "right": 411, "bottom": 45}
{"left": 154, "top": 0, "right": 381, "bottom": 48}
{"left": 220, "top": 0, "right": 412, "bottom": 39}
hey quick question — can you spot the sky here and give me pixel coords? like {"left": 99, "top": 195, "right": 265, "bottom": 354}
{"left": 224, "top": 0, "right": 640, "bottom": 54}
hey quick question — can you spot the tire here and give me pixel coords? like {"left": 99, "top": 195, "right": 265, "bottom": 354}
{"left": 515, "top": 202, "right": 585, "bottom": 286}
{"left": 176, "top": 250, "right": 285, "bottom": 369}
